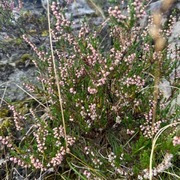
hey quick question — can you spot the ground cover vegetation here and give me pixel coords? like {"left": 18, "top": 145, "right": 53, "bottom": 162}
{"left": 0, "top": 0, "right": 179, "bottom": 179}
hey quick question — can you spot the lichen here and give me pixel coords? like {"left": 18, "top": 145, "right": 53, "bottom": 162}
{"left": 0, "top": 108, "right": 9, "bottom": 117}
{"left": 15, "top": 54, "right": 33, "bottom": 68}
{"left": 0, "top": 108, "right": 12, "bottom": 135}
{"left": 41, "top": 30, "right": 49, "bottom": 37}
{"left": 14, "top": 38, "right": 23, "bottom": 46}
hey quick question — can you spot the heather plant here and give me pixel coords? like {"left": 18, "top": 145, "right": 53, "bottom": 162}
{"left": 0, "top": 0, "right": 179, "bottom": 179}
{"left": 0, "top": 0, "right": 22, "bottom": 31}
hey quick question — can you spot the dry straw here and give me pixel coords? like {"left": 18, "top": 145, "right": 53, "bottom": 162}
{"left": 149, "top": 122, "right": 180, "bottom": 180}
{"left": 46, "top": 0, "right": 67, "bottom": 149}
{"left": 149, "top": 0, "right": 174, "bottom": 127}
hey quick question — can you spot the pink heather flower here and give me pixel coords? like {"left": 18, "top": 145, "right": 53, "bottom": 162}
{"left": 69, "top": 88, "right": 76, "bottom": 94}
{"left": 0, "top": 1, "right": 15, "bottom": 10}
{"left": 8, "top": 105, "right": 25, "bottom": 131}
{"left": 108, "top": 6, "right": 127, "bottom": 22}
{"left": 83, "top": 170, "right": 91, "bottom": 179}
{"left": 30, "top": 156, "right": 44, "bottom": 170}
{"left": 127, "top": 129, "right": 135, "bottom": 135}
{"left": 33, "top": 123, "right": 48, "bottom": 153}
{"left": 141, "top": 153, "right": 173, "bottom": 179}
{"left": 53, "top": 125, "right": 64, "bottom": 139}
{"left": 88, "top": 103, "right": 97, "bottom": 121}
{"left": 0, "top": 136, "right": 13, "bottom": 149}
{"left": 66, "top": 135, "right": 76, "bottom": 146}
{"left": 123, "top": 75, "right": 145, "bottom": 88}
{"left": 66, "top": 0, "right": 74, "bottom": 4}
{"left": 173, "top": 136, "right": 180, "bottom": 146}
{"left": 88, "top": 87, "right": 97, "bottom": 94}
{"left": 108, "top": 152, "right": 116, "bottom": 167}
{"left": 18, "top": 0, "right": 23, "bottom": 9}
{"left": 50, "top": 147, "right": 66, "bottom": 166}
{"left": 84, "top": 146, "right": 90, "bottom": 155}
{"left": 115, "top": 116, "right": 121, "bottom": 124}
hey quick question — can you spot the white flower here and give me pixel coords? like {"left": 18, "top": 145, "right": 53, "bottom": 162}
{"left": 116, "top": 116, "right": 121, "bottom": 124}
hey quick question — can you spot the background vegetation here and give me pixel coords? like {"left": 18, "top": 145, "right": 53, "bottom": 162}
{"left": 0, "top": 0, "right": 179, "bottom": 179}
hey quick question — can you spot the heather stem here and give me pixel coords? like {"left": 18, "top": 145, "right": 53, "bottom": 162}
{"left": 152, "top": 57, "right": 161, "bottom": 126}
{"left": 47, "top": 0, "right": 67, "bottom": 149}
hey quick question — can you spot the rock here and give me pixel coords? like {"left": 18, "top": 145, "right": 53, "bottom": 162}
{"left": 66, "top": 0, "right": 95, "bottom": 19}
{"left": 0, "top": 64, "right": 14, "bottom": 81}
{"left": 0, "top": 32, "right": 9, "bottom": 41}
{"left": 159, "top": 79, "right": 172, "bottom": 100}
{"left": 0, "top": 68, "right": 37, "bottom": 102}
{"left": 168, "top": 94, "right": 180, "bottom": 116}
{"left": 168, "top": 21, "right": 180, "bottom": 60}
{"left": 170, "top": 66, "right": 180, "bottom": 84}
{"left": 141, "top": 0, "right": 180, "bottom": 27}
{"left": 149, "top": 0, "right": 162, "bottom": 12}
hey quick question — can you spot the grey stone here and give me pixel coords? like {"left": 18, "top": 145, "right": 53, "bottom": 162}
{"left": 159, "top": 79, "right": 172, "bottom": 100}
{"left": 0, "top": 68, "right": 37, "bottom": 102}
{"left": 169, "top": 94, "right": 180, "bottom": 116}
{"left": 148, "top": 0, "right": 163, "bottom": 12}
{"left": 0, "top": 64, "right": 14, "bottom": 81}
